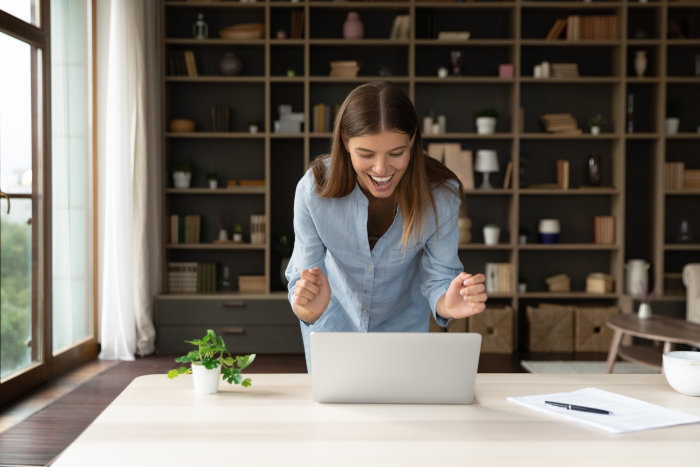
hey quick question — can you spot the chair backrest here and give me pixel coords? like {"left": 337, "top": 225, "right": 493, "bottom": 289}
{"left": 683, "top": 264, "right": 700, "bottom": 325}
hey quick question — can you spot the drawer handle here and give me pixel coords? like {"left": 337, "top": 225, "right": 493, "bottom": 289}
{"left": 221, "top": 301, "right": 245, "bottom": 308}
{"left": 221, "top": 327, "right": 246, "bottom": 335}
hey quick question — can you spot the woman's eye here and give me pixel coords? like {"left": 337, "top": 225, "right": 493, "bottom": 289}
{"left": 389, "top": 152, "right": 404, "bottom": 157}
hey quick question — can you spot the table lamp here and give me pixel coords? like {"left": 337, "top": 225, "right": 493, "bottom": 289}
{"left": 475, "top": 149, "right": 499, "bottom": 189}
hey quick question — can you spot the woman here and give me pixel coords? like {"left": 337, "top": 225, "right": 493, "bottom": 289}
{"left": 285, "top": 81, "right": 487, "bottom": 369}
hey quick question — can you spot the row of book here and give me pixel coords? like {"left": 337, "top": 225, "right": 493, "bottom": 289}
{"left": 170, "top": 215, "right": 201, "bottom": 244}
{"left": 167, "top": 50, "right": 198, "bottom": 77}
{"left": 665, "top": 162, "right": 700, "bottom": 190}
{"left": 168, "top": 262, "right": 217, "bottom": 293}
{"left": 546, "top": 15, "right": 618, "bottom": 41}
{"left": 593, "top": 215, "right": 615, "bottom": 245}
{"left": 312, "top": 103, "right": 340, "bottom": 133}
{"left": 485, "top": 263, "right": 514, "bottom": 293}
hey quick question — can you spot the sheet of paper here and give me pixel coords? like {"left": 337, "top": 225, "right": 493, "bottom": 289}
{"left": 507, "top": 387, "right": 700, "bottom": 434}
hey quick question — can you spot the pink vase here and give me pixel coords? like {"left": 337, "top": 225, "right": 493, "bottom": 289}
{"left": 343, "top": 12, "right": 364, "bottom": 40}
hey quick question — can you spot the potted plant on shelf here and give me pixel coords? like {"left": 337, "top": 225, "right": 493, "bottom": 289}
{"left": 274, "top": 230, "right": 294, "bottom": 286}
{"left": 587, "top": 114, "right": 605, "bottom": 135}
{"left": 475, "top": 108, "right": 498, "bottom": 135}
{"left": 232, "top": 223, "right": 243, "bottom": 243}
{"left": 172, "top": 162, "right": 192, "bottom": 189}
{"left": 666, "top": 100, "right": 681, "bottom": 135}
{"left": 207, "top": 172, "right": 219, "bottom": 189}
{"left": 167, "top": 329, "right": 256, "bottom": 394}
{"left": 248, "top": 118, "right": 260, "bottom": 134}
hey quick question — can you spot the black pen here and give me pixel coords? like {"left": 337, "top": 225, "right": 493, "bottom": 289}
{"left": 544, "top": 400, "right": 614, "bottom": 415}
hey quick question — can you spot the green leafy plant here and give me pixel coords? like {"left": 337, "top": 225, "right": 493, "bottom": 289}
{"left": 233, "top": 223, "right": 243, "bottom": 234}
{"left": 167, "top": 329, "right": 256, "bottom": 387}
{"left": 206, "top": 172, "right": 218, "bottom": 181}
{"left": 273, "top": 230, "right": 294, "bottom": 258}
{"left": 171, "top": 162, "right": 191, "bottom": 173}
{"left": 666, "top": 100, "right": 681, "bottom": 118}
{"left": 475, "top": 108, "right": 499, "bottom": 119}
{"left": 587, "top": 113, "right": 605, "bottom": 128}
{"left": 248, "top": 118, "right": 260, "bottom": 127}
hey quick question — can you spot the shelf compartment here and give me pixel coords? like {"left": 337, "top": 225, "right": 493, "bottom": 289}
{"left": 521, "top": 6, "right": 622, "bottom": 41}
{"left": 165, "top": 132, "right": 266, "bottom": 138}
{"left": 167, "top": 243, "right": 266, "bottom": 250}
{"left": 415, "top": 44, "right": 513, "bottom": 78}
{"left": 521, "top": 45, "right": 618, "bottom": 77}
{"left": 519, "top": 188, "right": 619, "bottom": 196}
{"left": 309, "top": 8, "right": 410, "bottom": 40}
{"left": 413, "top": 6, "right": 514, "bottom": 40}
{"left": 165, "top": 8, "right": 264, "bottom": 40}
{"left": 309, "top": 45, "right": 409, "bottom": 77}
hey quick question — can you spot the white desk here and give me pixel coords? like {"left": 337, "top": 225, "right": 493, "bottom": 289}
{"left": 52, "top": 373, "right": 700, "bottom": 467}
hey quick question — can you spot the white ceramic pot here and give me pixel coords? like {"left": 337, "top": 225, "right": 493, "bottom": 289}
{"left": 663, "top": 351, "right": 700, "bottom": 396}
{"left": 249, "top": 125, "right": 258, "bottom": 134}
{"left": 637, "top": 302, "right": 652, "bottom": 320}
{"left": 191, "top": 363, "right": 221, "bottom": 394}
{"left": 666, "top": 117, "right": 680, "bottom": 135}
{"left": 173, "top": 171, "right": 191, "bottom": 189}
{"left": 208, "top": 179, "right": 218, "bottom": 189}
{"left": 626, "top": 259, "right": 649, "bottom": 297}
{"left": 233, "top": 232, "right": 243, "bottom": 243}
{"left": 476, "top": 117, "right": 497, "bottom": 135}
{"left": 590, "top": 125, "right": 600, "bottom": 135}
{"left": 483, "top": 226, "right": 500, "bottom": 245}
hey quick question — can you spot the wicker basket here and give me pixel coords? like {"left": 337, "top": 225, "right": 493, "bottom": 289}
{"left": 219, "top": 23, "right": 264, "bottom": 40}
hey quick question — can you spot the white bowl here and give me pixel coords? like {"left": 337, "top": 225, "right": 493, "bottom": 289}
{"left": 663, "top": 351, "right": 700, "bottom": 396}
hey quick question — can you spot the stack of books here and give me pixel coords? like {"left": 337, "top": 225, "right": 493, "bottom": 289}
{"left": 485, "top": 263, "right": 513, "bottom": 293}
{"left": 330, "top": 61, "right": 360, "bottom": 78}
{"left": 167, "top": 50, "right": 198, "bottom": 77}
{"left": 593, "top": 215, "right": 615, "bottom": 244}
{"left": 540, "top": 113, "right": 581, "bottom": 135}
{"left": 684, "top": 169, "right": 700, "bottom": 189}
{"left": 312, "top": 103, "right": 340, "bottom": 133}
{"left": 168, "top": 262, "right": 217, "bottom": 293}
{"left": 664, "top": 162, "right": 685, "bottom": 190}
{"left": 210, "top": 106, "right": 230, "bottom": 132}
{"left": 556, "top": 159, "right": 570, "bottom": 189}
{"left": 170, "top": 214, "right": 201, "bottom": 244}
{"left": 551, "top": 63, "right": 579, "bottom": 78}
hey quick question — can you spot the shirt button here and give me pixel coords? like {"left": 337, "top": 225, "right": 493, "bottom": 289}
{"left": 364, "top": 290, "right": 369, "bottom": 294}
{"left": 367, "top": 265, "right": 373, "bottom": 271}
{"left": 362, "top": 309, "right": 368, "bottom": 313}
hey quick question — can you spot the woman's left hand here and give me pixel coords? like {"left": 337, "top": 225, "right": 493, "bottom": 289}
{"left": 445, "top": 272, "right": 487, "bottom": 319}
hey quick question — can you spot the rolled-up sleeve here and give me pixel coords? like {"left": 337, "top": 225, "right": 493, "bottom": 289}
{"left": 420, "top": 183, "right": 463, "bottom": 326}
{"left": 286, "top": 175, "right": 327, "bottom": 310}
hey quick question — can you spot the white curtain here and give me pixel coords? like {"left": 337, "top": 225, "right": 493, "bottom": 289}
{"left": 96, "top": 0, "right": 161, "bottom": 360}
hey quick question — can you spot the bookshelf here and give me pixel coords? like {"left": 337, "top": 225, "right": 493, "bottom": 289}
{"left": 156, "top": 0, "right": 699, "bottom": 355}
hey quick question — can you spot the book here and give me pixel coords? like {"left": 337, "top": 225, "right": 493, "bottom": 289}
{"left": 556, "top": 159, "right": 570, "bottom": 189}
{"left": 443, "top": 146, "right": 472, "bottom": 190}
{"left": 545, "top": 18, "right": 567, "bottom": 40}
{"left": 593, "top": 216, "right": 615, "bottom": 244}
{"left": 502, "top": 161, "right": 513, "bottom": 189}
{"left": 183, "top": 50, "right": 198, "bottom": 77}
{"left": 389, "top": 15, "right": 410, "bottom": 40}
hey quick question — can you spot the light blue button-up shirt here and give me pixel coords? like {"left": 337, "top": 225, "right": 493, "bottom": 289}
{"left": 285, "top": 167, "right": 463, "bottom": 370}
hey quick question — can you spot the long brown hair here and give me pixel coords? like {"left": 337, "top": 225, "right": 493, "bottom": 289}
{"left": 311, "top": 81, "right": 462, "bottom": 247}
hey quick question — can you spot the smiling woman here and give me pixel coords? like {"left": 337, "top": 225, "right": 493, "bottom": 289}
{"left": 285, "top": 81, "right": 489, "bottom": 370}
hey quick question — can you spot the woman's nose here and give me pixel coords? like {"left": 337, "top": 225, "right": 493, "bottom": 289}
{"left": 373, "top": 156, "right": 389, "bottom": 174}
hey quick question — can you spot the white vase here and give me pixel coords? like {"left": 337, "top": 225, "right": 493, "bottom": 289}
{"left": 666, "top": 117, "right": 680, "bottom": 135}
{"left": 191, "top": 363, "right": 221, "bottom": 394}
{"left": 476, "top": 117, "right": 497, "bottom": 135}
{"left": 173, "top": 171, "right": 191, "bottom": 189}
{"left": 208, "top": 179, "right": 218, "bottom": 189}
{"left": 634, "top": 50, "right": 647, "bottom": 77}
{"left": 590, "top": 125, "right": 600, "bottom": 135}
{"left": 625, "top": 259, "right": 649, "bottom": 298}
{"left": 483, "top": 226, "right": 500, "bottom": 245}
{"left": 637, "top": 302, "right": 652, "bottom": 320}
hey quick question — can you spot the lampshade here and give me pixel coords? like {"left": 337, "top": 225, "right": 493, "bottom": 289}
{"left": 474, "top": 149, "right": 499, "bottom": 173}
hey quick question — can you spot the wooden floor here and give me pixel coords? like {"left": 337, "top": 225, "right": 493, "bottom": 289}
{"left": 0, "top": 351, "right": 605, "bottom": 466}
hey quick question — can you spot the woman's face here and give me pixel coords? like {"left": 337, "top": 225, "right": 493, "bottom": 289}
{"left": 345, "top": 130, "right": 414, "bottom": 199}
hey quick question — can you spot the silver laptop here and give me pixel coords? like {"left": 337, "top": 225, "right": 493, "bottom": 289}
{"left": 310, "top": 332, "right": 482, "bottom": 404}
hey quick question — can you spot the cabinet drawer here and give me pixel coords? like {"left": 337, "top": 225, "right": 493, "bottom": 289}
{"left": 155, "top": 297, "right": 296, "bottom": 326}
{"left": 156, "top": 324, "right": 303, "bottom": 355}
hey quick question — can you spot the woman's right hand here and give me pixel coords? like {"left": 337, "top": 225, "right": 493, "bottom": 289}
{"left": 293, "top": 267, "right": 331, "bottom": 323}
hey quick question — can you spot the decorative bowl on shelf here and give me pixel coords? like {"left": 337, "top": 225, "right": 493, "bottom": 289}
{"left": 663, "top": 351, "right": 700, "bottom": 396}
{"left": 219, "top": 23, "right": 264, "bottom": 40}
{"left": 169, "top": 118, "right": 195, "bottom": 133}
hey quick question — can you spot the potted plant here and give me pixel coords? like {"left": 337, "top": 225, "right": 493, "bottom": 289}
{"left": 475, "top": 108, "right": 498, "bottom": 135}
{"left": 167, "top": 329, "right": 256, "bottom": 394}
{"left": 483, "top": 224, "right": 500, "bottom": 245}
{"left": 587, "top": 114, "right": 605, "bottom": 135}
{"left": 248, "top": 118, "right": 260, "bottom": 134}
{"left": 232, "top": 223, "right": 243, "bottom": 243}
{"left": 273, "top": 230, "right": 294, "bottom": 286}
{"left": 666, "top": 100, "right": 681, "bottom": 135}
{"left": 172, "top": 162, "right": 192, "bottom": 189}
{"left": 518, "top": 274, "right": 528, "bottom": 293}
{"left": 207, "top": 172, "right": 219, "bottom": 189}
